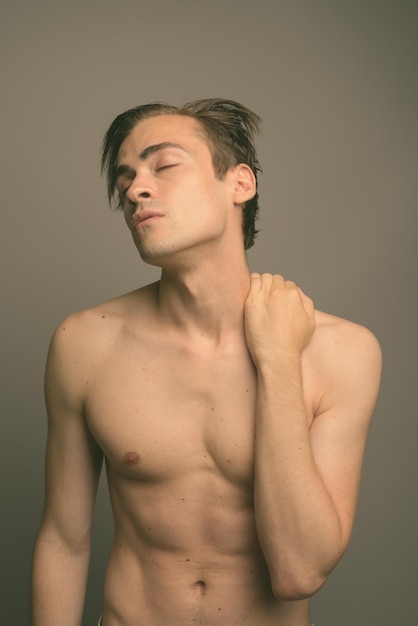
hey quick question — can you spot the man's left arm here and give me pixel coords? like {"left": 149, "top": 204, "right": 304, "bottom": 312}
{"left": 245, "top": 273, "right": 382, "bottom": 601}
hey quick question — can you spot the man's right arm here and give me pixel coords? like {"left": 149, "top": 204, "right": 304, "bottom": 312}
{"left": 31, "top": 314, "right": 103, "bottom": 626}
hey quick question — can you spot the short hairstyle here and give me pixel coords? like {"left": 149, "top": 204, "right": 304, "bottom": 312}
{"left": 101, "top": 98, "right": 262, "bottom": 249}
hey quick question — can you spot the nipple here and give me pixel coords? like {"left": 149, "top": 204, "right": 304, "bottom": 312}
{"left": 123, "top": 451, "right": 140, "bottom": 465}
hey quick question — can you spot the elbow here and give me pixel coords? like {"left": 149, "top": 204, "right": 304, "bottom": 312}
{"left": 270, "top": 569, "right": 329, "bottom": 601}
{"left": 35, "top": 522, "right": 93, "bottom": 557}
{"left": 267, "top": 536, "right": 345, "bottom": 600}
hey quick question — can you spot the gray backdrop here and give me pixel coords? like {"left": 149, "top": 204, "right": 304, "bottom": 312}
{"left": 1, "top": 1, "right": 417, "bottom": 624}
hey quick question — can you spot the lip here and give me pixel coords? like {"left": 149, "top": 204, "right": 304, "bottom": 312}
{"left": 133, "top": 210, "right": 164, "bottom": 228}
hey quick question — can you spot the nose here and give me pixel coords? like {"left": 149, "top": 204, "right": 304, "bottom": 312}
{"left": 124, "top": 174, "right": 153, "bottom": 204}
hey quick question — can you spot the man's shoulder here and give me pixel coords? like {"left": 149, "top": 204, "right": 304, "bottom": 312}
{"left": 49, "top": 282, "right": 159, "bottom": 355}
{"left": 314, "top": 310, "right": 380, "bottom": 353}
{"left": 57, "top": 282, "right": 157, "bottom": 328}
{"left": 310, "top": 309, "right": 382, "bottom": 386}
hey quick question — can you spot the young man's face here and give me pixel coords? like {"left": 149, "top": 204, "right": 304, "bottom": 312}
{"left": 115, "top": 114, "right": 242, "bottom": 268}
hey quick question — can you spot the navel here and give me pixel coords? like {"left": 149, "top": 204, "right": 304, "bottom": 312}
{"left": 191, "top": 580, "right": 207, "bottom": 595}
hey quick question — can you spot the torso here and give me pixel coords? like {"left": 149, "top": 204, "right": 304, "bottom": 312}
{"left": 81, "top": 282, "right": 324, "bottom": 625}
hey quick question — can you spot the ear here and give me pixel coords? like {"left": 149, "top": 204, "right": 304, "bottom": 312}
{"left": 231, "top": 164, "right": 256, "bottom": 205}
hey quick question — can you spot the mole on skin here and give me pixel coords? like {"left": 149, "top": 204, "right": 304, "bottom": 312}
{"left": 124, "top": 451, "right": 140, "bottom": 465}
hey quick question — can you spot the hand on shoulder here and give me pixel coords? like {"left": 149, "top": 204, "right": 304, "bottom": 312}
{"left": 244, "top": 273, "right": 315, "bottom": 364}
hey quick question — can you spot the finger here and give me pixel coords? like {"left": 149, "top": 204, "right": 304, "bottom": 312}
{"left": 270, "top": 274, "right": 285, "bottom": 290}
{"left": 297, "top": 286, "right": 315, "bottom": 315}
{"left": 249, "top": 273, "right": 262, "bottom": 293}
{"left": 264, "top": 273, "right": 276, "bottom": 287}
{"left": 284, "top": 279, "right": 298, "bottom": 290}
{"left": 296, "top": 286, "right": 311, "bottom": 302}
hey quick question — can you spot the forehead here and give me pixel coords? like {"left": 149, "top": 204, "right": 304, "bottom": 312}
{"left": 117, "top": 114, "right": 209, "bottom": 163}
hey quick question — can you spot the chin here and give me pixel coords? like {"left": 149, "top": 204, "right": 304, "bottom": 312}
{"left": 135, "top": 241, "right": 179, "bottom": 267}
{"left": 133, "top": 231, "right": 220, "bottom": 268}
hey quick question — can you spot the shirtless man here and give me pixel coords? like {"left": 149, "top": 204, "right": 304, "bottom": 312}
{"left": 31, "top": 99, "right": 381, "bottom": 626}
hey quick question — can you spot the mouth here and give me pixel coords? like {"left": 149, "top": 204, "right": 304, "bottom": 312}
{"left": 132, "top": 210, "right": 163, "bottom": 229}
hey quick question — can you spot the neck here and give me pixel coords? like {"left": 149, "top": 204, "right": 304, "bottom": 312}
{"left": 154, "top": 253, "right": 251, "bottom": 343}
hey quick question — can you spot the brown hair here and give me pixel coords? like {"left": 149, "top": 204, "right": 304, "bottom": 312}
{"left": 101, "top": 98, "right": 262, "bottom": 249}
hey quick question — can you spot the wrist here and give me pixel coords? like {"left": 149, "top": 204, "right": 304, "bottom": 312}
{"left": 252, "top": 351, "right": 303, "bottom": 382}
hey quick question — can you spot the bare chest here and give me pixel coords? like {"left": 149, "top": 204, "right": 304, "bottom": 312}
{"left": 85, "top": 338, "right": 259, "bottom": 485}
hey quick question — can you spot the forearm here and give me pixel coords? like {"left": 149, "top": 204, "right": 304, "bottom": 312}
{"left": 254, "top": 355, "right": 342, "bottom": 599}
{"left": 31, "top": 531, "right": 91, "bottom": 626}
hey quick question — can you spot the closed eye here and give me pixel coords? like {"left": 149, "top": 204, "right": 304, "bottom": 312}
{"left": 156, "top": 164, "right": 178, "bottom": 172}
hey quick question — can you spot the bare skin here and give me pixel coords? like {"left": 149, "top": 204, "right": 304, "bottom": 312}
{"left": 31, "top": 114, "right": 382, "bottom": 625}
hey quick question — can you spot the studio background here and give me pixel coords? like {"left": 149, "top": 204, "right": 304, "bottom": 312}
{"left": 1, "top": 1, "right": 416, "bottom": 624}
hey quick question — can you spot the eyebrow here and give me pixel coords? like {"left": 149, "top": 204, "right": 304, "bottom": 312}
{"left": 115, "top": 142, "right": 189, "bottom": 180}
{"left": 139, "top": 141, "right": 188, "bottom": 160}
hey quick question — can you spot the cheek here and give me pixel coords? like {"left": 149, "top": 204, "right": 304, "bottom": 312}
{"left": 123, "top": 211, "right": 130, "bottom": 227}
{"left": 169, "top": 174, "right": 226, "bottom": 219}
